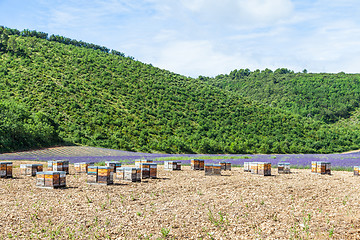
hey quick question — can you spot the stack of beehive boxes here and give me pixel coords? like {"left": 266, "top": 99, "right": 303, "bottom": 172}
{"left": 219, "top": 161, "right": 231, "bottom": 171}
{"left": 36, "top": 171, "right": 66, "bottom": 189}
{"left": 191, "top": 159, "right": 204, "bottom": 170}
{"left": 0, "top": 162, "right": 12, "bottom": 178}
{"left": 278, "top": 162, "right": 291, "bottom": 174}
{"left": 48, "top": 160, "right": 69, "bottom": 174}
{"left": 312, "top": 161, "right": 331, "bottom": 175}
{"left": 247, "top": 162, "right": 271, "bottom": 176}
{"left": 20, "top": 164, "right": 43, "bottom": 176}
{"left": 204, "top": 164, "right": 222, "bottom": 176}
{"left": 164, "top": 161, "right": 181, "bottom": 171}
{"left": 87, "top": 166, "right": 113, "bottom": 185}
{"left": 116, "top": 167, "right": 141, "bottom": 182}
{"left": 105, "top": 161, "right": 122, "bottom": 173}
{"left": 74, "top": 162, "right": 94, "bottom": 174}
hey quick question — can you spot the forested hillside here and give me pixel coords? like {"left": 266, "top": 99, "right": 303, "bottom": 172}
{"left": 1, "top": 26, "right": 360, "bottom": 154}
{"left": 204, "top": 68, "right": 360, "bottom": 123}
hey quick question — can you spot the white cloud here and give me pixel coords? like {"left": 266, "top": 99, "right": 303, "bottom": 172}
{"left": 151, "top": 40, "right": 252, "bottom": 77}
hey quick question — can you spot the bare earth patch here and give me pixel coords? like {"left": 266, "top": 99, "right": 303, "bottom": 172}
{"left": 1, "top": 161, "right": 360, "bottom": 239}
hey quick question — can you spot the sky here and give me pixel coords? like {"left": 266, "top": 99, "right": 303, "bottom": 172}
{"left": 1, "top": 0, "right": 360, "bottom": 77}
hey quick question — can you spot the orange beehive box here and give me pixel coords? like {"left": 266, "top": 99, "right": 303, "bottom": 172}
{"left": 354, "top": 166, "right": 359, "bottom": 176}
{"left": 311, "top": 161, "right": 318, "bottom": 173}
{"left": 316, "top": 162, "right": 331, "bottom": 175}
{"left": 149, "top": 163, "right": 157, "bottom": 179}
{"left": 36, "top": 171, "right": 66, "bottom": 189}
{"left": 20, "top": 164, "right": 43, "bottom": 176}
{"left": 0, "top": 162, "right": 12, "bottom": 178}
{"left": 191, "top": 159, "right": 204, "bottom": 170}
{"left": 140, "top": 163, "right": 150, "bottom": 179}
{"left": 258, "top": 162, "right": 271, "bottom": 176}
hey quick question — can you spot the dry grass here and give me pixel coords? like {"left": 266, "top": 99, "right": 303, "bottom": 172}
{"left": 1, "top": 161, "right": 360, "bottom": 239}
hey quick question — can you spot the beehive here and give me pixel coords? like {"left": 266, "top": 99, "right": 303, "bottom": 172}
{"left": 164, "top": 161, "right": 181, "bottom": 171}
{"left": 354, "top": 166, "right": 359, "bottom": 176}
{"left": 311, "top": 161, "right": 318, "bottom": 173}
{"left": 140, "top": 163, "right": 150, "bottom": 179}
{"left": 219, "top": 162, "right": 231, "bottom": 171}
{"left": 0, "top": 162, "right": 12, "bottom": 178}
{"left": 87, "top": 166, "right": 98, "bottom": 184}
{"left": 118, "top": 167, "right": 141, "bottom": 182}
{"left": 191, "top": 159, "right": 204, "bottom": 170}
{"left": 205, "top": 164, "right": 221, "bottom": 176}
{"left": 97, "top": 166, "right": 113, "bottom": 185}
{"left": 258, "top": 162, "right": 271, "bottom": 176}
{"left": 213, "top": 164, "right": 221, "bottom": 175}
{"left": 74, "top": 162, "right": 93, "bottom": 174}
{"left": 149, "top": 163, "right": 157, "bottom": 178}
{"left": 205, "top": 164, "right": 213, "bottom": 175}
{"left": 278, "top": 162, "right": 290, "bottom": 174}
{"left": 47, "top": 160, "right": 69, "bottom": 174}
{"left": 316, "top": 162, "right": 331, "bottom": 175}
{"left": 36, "top": 171, "right": 66, "bottom": 189}
{"left": 244, "top": 162, "right": 251, "bottom": 172}
{"left": 135, "top": 159, "right": 153, "bottom": 168}
{"left": 250, "top": 162, "right": 259, "bottom": 174}
{"left": 20, "top": 164, "right": 43, "bottom": 176}
{"left": 105, "top": 161, "right": 122, "bottom": 173}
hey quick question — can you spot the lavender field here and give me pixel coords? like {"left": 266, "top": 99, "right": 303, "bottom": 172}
{"left": 1, "top": 146, "right": 360, "bottom": 168}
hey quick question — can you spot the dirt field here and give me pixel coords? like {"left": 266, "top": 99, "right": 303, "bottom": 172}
{"left": 1, "top": 161, "right": 360, "bottom": 239}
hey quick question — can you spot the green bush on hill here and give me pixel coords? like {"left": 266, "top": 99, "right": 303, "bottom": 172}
{"left": 1, "top": 26, "right": 360, "bottom": 154}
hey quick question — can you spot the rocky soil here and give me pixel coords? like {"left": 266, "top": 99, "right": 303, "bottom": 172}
{"left": 0, "top": 161, "right": 359, "bottom": 239}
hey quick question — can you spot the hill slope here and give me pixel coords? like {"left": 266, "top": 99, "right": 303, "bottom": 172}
{"left": 1, "top": 27, "right": 360, "bottom": 154}
{"left": 204, "top": 68, "right": 360, "bottom": 123}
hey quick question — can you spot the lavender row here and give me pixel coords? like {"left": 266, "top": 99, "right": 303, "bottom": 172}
{"left": 1, "top": 152, "right": 360, "bottom": 167}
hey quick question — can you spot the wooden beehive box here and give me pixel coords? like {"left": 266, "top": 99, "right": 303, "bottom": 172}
{"left": 74, "top": 162, "right": 93, "bottom": 174}
{"left": 316, "top": 162, "right": 331, "bottom": 175}
{"left": 74, "top": 162, "right": 92, "bottom": 174}
{"left": 140, "top": 163, "right": 150, "bottom": 179}
{"left": 36, "top": 171, "right": 66, "bottom": 189}
{"left": 250, "top": 162, "right": 259, "bottom": 174}
{"left": 0, "top": 162, "right": 12, "bottom": 178}
{"left": 135, "top": 159, "right": 153, "bottom": 168}
{"left": 97, "top": 166, "right": 113, "bottom": 185}
{"left": 105, "top": 161, "right": 122, "bottom": 173}
{"left": 213, "top": 164, "right": 221, "bottom": 175}
{"left": 20, "top": 164, "right": 43, "bottom": 176}
{"left": 354, "top": 166, "right": 359, "bottom": 176}
{"left": 278, "top": 162, "right": 290, "bottom": 174}
{"left": 164, "top": 161, "right": 181, "bottom": 171}
{"left": 311, "top": 161, "right": 318, "bottom": 173}
{"left": 48, "top": 160, "right": 69, "bottom": 174}
{"left": 121, "top": 167, "right": 141, "bottom": 182}
{"left": 258, "top": 162, "right": 271, "bottom": 176}
{"left": 205, "top": 164, "right": 213, "bottom": 175}
{"left": 191, "top": 159, "right": 204, "bottom": 170}
{"left": 205, "top": 164, "right": 221, "bottom": 176}
{"left": 149, "top": 163, "right": 157, "bottom": 178}
{"left": 87, "top": 166, "right": 98, "bottom": 184}
{"left": 244, "top": 162, "right": 251, "bottom": 172}
{"left": 220, "top": 162, "right": 231, "bottom": 171}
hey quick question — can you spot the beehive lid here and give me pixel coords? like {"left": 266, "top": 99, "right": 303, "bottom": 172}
{"left": 41, "top": 171, "right": 62, "bottom": 175}
{"left": 0, "top": 162, "right": 12, "bottom": 164}
{"left": 88, "top": 166, "right": 98, "bottom": 169}
{"left": 97, "top": 166, "right": 111, "bottom": 169}
{"left": 213, "top": 164, "right": 221, "bottom": 167}
{"left": 205, "top": 164, "right": 213, "bottom": 166}
{"left": 105, "top": 161, "right": 118, "bottom": 164}
{"left": 278, "top": 162, "right": 290, "bottom": 165}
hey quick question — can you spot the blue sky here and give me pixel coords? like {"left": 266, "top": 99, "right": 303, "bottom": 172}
{"left": 1, "top": 0, "right": 360, "bottom": 77}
